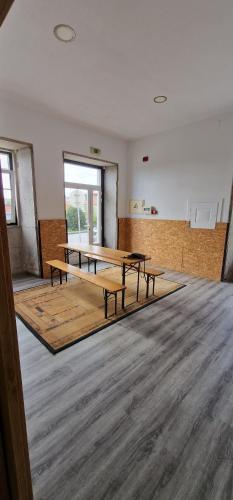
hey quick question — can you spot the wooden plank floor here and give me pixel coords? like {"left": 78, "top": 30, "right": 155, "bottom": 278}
{"left": 15, "top": 270, "right": 233, "bottom": 500}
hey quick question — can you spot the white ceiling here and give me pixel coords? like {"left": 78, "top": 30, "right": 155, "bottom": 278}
{"left": 1, "top": 0, "right": 233, "bottom": 140}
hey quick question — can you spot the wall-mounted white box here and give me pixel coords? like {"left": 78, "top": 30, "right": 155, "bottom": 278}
{"left": 187, "top": 201, "right": 220, "bottom": 229}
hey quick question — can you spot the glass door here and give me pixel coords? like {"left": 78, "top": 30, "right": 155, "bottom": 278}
{"left": 65, "top": 187, "right": 89, "bottom": 244}
{"left": 64, "top": 162, "right": 102, "bottom": 245}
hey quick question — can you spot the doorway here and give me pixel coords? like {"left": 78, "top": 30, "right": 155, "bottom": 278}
{"left": 64, "top": 161, "right": 102, "bottom": 245}
{"left": 222, "top": 181, "right": 233, "bottom": 281}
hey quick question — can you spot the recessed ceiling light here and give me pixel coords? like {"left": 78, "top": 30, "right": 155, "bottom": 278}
{"left": 53, "top": 24, "right": 76, "bottom": 43}
{"left": 153, "top": 96, "right": 167, "bottom": 103}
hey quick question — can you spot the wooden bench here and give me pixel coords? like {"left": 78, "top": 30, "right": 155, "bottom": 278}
{"left": 144, "top": 266, "right": 164, "bottom": 298}
{"left": 84, "top": 254, "right": 164, "bottom": 299}
{"left": 46, "top": 259, "right": 126, "bottom": 319}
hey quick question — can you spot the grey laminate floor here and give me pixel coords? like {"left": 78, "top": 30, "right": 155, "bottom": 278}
{"left": 15, "top": 270, "right": 233, "bottom": 500}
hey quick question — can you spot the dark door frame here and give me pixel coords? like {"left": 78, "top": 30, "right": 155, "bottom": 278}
{"left": 0, "top": 154, "right": 33, "bottom": 498}
{"left": 221, "top": 178, "right": 233, "bottom": 281}
{"left": 0, "top": 0, "right": 14, "bottom": 26}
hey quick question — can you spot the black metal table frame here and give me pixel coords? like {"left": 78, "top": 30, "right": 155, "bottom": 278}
{"left": 64, "top": 248, "right": 82, "bottom": 268}
{"left": 145, "top": 273, "right": 156, "bottom": 298}
{"left": 50, "top": 265, "right": 68, "bottom": 287}
{"left": 121, "top": 260, "right": 143, "bottom": 308}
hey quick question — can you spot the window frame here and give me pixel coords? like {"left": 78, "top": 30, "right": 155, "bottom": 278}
{"left": 0, "top": 150, "right": 17, "bottom": 225}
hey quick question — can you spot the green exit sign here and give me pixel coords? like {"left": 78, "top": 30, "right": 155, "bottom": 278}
{"left": 90, "top": 146, "right": 101, "bottom": 155}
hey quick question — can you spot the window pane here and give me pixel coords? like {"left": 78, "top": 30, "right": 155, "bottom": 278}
{"left": 0, "top": 152, "right": 16, "bottom": 224}
{"left": 65, "top": 187, "right": 89, "bottom": 244}
{"left": 2, "top": 172, "right": 11, "bottom": 189}
{"left": 0, "top": 152, "right": 10, "bottom": 170}
{"left": 64, "top": 163, "right": 100, "bottom": 186}
{"left": 3, "top": 189, "right": 12, "bottom": 221}
{"left": 4, "top": 188, "right": 12, "bottom": 201}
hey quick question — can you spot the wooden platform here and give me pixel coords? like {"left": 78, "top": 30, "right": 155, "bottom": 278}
{"left": 14, "top": 267, "right": 184, "bottom": 353}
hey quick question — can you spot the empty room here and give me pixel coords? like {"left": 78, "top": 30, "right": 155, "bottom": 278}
{"left": 1, "top": 1, "right": 233, "bottom": 499}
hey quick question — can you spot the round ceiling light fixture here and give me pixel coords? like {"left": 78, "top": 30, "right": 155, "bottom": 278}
{"left": 53, "top": 24, "right": 76, "bottom": 43}
{"left": 153, "top": 95, "right": 167, "bottom": 103}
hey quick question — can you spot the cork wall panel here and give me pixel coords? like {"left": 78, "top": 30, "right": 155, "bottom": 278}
{"left": 118, "top": 218, "right": 227, "bottom": 281}
{"left": 118, "top": 218, "right": 127, "bottom": 251}
{"left": 39, "top": 219, "right": 67, "bottom": 278}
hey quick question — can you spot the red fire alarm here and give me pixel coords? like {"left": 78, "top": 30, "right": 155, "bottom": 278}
{"left": 143, "top": 156, "right": 149, "bottom": 163}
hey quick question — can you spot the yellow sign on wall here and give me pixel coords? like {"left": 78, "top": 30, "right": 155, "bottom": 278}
{"left": 129, "top": 199, "right": 145, "bottom": 214}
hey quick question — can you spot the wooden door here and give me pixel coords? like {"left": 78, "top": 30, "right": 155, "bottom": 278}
{"left": 0, "top": 154, "right": 33, "bottom": 497}
{"left": 0, "top": 0, "right": 14, "bottom": 26}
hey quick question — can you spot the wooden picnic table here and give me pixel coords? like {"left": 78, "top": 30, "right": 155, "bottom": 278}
{"left": 58, "top": 243, "right": 151, "bottom": 307}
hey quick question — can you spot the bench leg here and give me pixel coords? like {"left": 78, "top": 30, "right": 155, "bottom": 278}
{"left": 153, "top": 276, "right": 155, "bottom": 295}
{"left": 104, "top": 289, "right": 108, "bottom": 319}
{"left": 94, "top": 259, "right": 97, "bottom": 275}
{"left": 65, "top": 272, "right": 68, "bottom": 283}
{"left": 122, "top": 263, "right": 126, "bottom": 309}
{"left": 87, "top": 257, "right": 90, "bottom": 272}
{"left": 79, "top": 251, "right": 82, "bottom": 269}
{"left": 59, "top": 270, "right": 62, "bottom": 285}
{"left": 146, "top": 274, "right": 150, "bottom": 298}
{"left": 50, "top": 267, "right": 54, "bottom": 287}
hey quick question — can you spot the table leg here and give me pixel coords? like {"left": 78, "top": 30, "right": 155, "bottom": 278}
{"left": 59, "top": 270, "right": 62, "bottom": 285}
{"left": 65, "top": 249, "right": 68, "bottom": 263}
{"left": 122, "top": 263, "right": 126, "bottom": 309}
{"left": 136, "top": 262, "right": 141, "bottom": 301}
{"left": 79, "top": 251, "right": 82, "bottom": 269}
{"left": 146, "top": 274, "right": 150, "bottom": 298}
{"left": 153, "top": 276, "right": 155, "bottom": 295}
{"left": 104, "top": 289, "right": 108, "bottom": 319}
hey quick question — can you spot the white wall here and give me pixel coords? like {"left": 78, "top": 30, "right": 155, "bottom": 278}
{"left": 104, "top": 165, "right": 118, "bottom": 248}
{"left": 127, "top": 114, "right": 233, "bottom": 222}
{"left": 16, "top": 148, "right": 40, "bottom": 274}
{"left": 7, "top": 226, "right": 23, "bottom": 274}
{"left": 0, "top": 97, "right": 128, "bottom": 220}
{"left": 2, "top": 96, "right": 233, "bottom": 227}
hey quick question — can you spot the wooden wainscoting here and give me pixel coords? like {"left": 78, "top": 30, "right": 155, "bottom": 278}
{"left": 38, "top": 219, "right": 67, "bottom": 278}
{"left": 118, "top": 218, "right": 227, "bottom": 281}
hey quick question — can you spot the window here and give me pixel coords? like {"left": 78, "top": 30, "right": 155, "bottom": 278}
{"left": 0, "top": 151, "right": 17, "bottom": 224}
{"left": 64, "top": 162, "right": 101, "bottom": 185}
{"left": 64, "top": 161, "right": 102, "bottom": 245}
